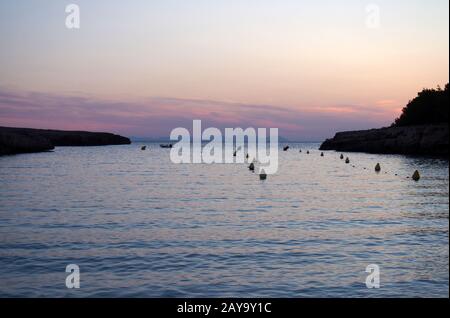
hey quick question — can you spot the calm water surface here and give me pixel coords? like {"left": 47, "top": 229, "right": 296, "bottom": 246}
{"left": 0, "top": 143, "right": 448, "bottom": 297}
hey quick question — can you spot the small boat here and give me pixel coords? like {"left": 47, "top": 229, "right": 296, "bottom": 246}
{"left": 283, "top": 146, "right": 290, "bottom": 151}
{"left": 160, "top": 144, "right": 173, "bottom": 149}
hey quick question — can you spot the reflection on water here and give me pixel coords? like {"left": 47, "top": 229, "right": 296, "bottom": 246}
{"left": 0, "top": 143, "right": 448, "bottom": 297}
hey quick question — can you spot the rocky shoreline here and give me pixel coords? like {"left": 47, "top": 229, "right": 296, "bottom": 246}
{"left": 0, "top": 127, "right": 131, "bottom": 156}
{"left": 319, "top": 124, "right": 449, "bottom": 156}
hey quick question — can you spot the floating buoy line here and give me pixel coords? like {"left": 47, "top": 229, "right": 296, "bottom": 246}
{"left": 331, "top": 152, "right": 421, "bottom": 182}
{"left": 238, "top": 146, "right": 423, "bottom": 182}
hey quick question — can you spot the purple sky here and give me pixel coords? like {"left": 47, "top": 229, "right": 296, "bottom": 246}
{"left": 0, "top": 1, "right": 448, "bottom": 140}
{"left": 0, "top": 88, "right": 402, "bottom": 141}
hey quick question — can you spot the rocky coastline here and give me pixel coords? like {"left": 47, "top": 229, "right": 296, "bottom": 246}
{"left": 319, "top": 124, "right": 449, "bottom": 156}
{"left": 0, "top": 127, "right": 131, "bottom": 156}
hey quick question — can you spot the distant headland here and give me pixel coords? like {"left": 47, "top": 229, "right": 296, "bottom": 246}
{"left": 0, "top": 127, "right": 131, "bottom": 156}
{"left": 320, "top": 84, "right": 449, "bottom": 156}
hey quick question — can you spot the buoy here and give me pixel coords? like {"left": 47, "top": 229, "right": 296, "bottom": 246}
{"left": 141, "top": 146, "right": 147, "bottom": 151}
{"left": 375, "top": 163, "right": 381, "bottom": 172}
{"left": 340, "top": 154, "right": 344, "bottom": 160}
{"left": 412, "top": 170, "right": 421, "bottom": 181}
{"left": 259, "top": 169, "right": 267, "bottom": 180}
{"left": 345, "top": 157, "right": 350, "bottom": 164}
{"left": 321, "top": 152, "right": 324, "bottom": 157}
{"left": 233, "top": 146, "right": 242, "bottom": 157}
{"left": 249, "top": 163, "right": 255, "bottom": 171}
{"left": 283, "top": 146, "right": 290, "bottom": 151}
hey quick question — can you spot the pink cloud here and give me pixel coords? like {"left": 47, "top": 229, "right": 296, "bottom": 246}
{"left": 0, "top": 88, "right": 398, "bottom": 141}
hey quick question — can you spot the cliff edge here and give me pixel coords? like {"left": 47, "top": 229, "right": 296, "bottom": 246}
{"left": 0, "top": 127, "right": 131, "bottom": 156}
{"left": 320, "top": 124, "right": 448, "bottom": 156}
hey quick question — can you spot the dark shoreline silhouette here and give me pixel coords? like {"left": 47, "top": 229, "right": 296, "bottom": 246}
{"left": 320, "top": 84, "right": 449, "bottom": 156}
{"left": 320, "top": 124, "right": 449, "bottom": 156}
{"left": 0, "top": 126, "right": 131, "bottom": 156}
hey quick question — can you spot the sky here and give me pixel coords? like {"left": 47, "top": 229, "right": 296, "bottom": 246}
{"left": 0, "top": 0, "right": 448, "bottom": 141}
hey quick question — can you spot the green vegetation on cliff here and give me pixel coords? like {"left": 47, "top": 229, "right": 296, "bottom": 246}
{"left": 393, "top": 83, "right": 449, "bottom": 127}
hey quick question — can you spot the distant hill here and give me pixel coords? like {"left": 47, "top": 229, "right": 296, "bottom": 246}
{"left": 130, "top": 136, "right": 171, "bottom": 142}
{"left": 0, "top": 127, "right": 131, "bottom": 156}
{"left": 132, "top": 135, "right": 292, "bottom": 143}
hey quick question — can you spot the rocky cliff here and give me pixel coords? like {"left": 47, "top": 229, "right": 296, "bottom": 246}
{"left": 0, "top": 127, "right": 131, "bottom": 156}
{"left": 320, "top": 124, "right": 449, "bottom": 156}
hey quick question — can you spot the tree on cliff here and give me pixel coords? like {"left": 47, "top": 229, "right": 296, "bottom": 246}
{"left": 393, "top": 83, "right": 449, "bottom": 127}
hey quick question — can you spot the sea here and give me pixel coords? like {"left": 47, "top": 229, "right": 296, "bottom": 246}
{"left": 0, "top": 143, "right": 448, "bottom": 297}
